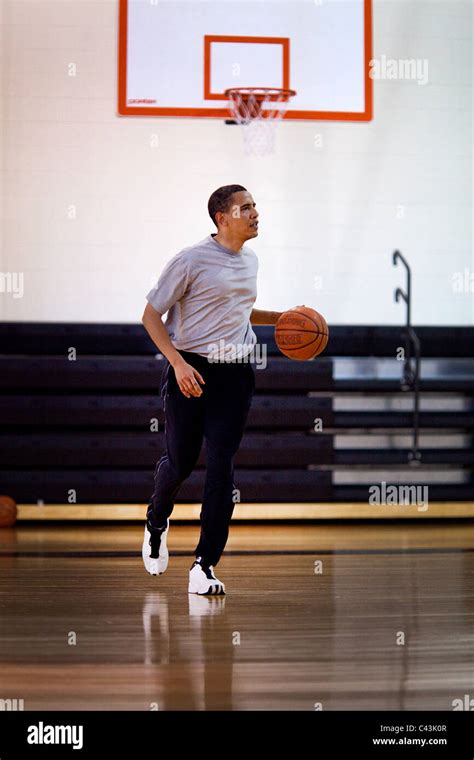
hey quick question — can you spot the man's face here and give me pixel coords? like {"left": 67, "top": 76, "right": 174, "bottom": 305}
{"left": 221, "top": 191, "right": 259, "bottom": 240}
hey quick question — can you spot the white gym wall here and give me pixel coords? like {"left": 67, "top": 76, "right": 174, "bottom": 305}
{"left": 0, "top": 0, "right": 472, "bottom": 325}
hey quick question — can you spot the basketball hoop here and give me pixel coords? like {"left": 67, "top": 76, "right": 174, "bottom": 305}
{"left": 225, "top": 87, "right": 296, "bottom": 156}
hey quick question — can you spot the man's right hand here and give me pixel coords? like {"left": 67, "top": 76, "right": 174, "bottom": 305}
{"left": 173, "top": 357, "right": 205, "bottom": 398}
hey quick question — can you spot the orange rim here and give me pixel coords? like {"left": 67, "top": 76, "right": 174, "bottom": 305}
{"left": 225, "top": 87, "right": 297, "bottom": 104}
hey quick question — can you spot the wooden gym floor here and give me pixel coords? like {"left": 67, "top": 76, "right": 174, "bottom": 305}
{"left": 0, "top": 521, "right": 473, "bottom": 711}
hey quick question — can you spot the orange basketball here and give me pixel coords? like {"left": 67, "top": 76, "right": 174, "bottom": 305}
{"left": 0, "top": 495, "right": 18, "bottom": 527}
{"left": 275, "top": 306, "right": 329, "bottom": 361}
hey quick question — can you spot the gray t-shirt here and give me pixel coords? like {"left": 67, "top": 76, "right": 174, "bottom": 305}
{"left": 146, "top": 234, "right": 259, "bottom": 361}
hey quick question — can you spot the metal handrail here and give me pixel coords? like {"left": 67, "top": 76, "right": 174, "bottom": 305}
{"left": 393, "top": 250, "right": 421, "bottom": 463}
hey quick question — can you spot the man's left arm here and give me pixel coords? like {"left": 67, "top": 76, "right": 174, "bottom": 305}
{"left": 250, "top": 308, "right": 283, "bottom": 325}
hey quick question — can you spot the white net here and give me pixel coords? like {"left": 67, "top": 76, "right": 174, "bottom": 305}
{"left": 226, "top": 88, "right": 296, "bottom": 157}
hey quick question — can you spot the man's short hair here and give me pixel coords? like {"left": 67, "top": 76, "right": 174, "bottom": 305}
{"left": 208, "top": 185, "right": 247, "bottom": 227}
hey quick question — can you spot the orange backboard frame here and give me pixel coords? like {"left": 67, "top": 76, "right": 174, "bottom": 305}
{"left": 118, "top": 0, "right": 373, "bottom": 121}
{"left": 203, "top": 35, "right": 291, "bottom": 100}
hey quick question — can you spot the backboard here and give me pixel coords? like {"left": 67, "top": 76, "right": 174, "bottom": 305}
{"left": 118, "top": 0, "right": 372, "bottom": 121}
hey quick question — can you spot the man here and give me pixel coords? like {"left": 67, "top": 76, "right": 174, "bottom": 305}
{"left": 141, "top": 185, "right": 283, "bottom": 595}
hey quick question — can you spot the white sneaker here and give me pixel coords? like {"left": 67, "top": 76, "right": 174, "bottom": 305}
{"left": 142, "top": 517, "right": 169, "bottom": 576}
{"left": 188, "top": 558, "right": 226, "bottom": 595}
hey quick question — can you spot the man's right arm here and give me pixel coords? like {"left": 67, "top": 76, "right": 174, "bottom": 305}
{"left": 141, "top": 303, "right": 205, "bottom": 398}
{"left": 141, "top": 303, "right": 183, "bottom": 368}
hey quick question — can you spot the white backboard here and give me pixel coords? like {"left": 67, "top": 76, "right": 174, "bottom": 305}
{"left": 118, "top": 0, "right": 372, "bottom": 121}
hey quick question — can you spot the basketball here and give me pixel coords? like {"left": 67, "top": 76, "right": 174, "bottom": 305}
{"left": 275, "top": 306, "right": 329, "bottom": 361}
{"left": 0, "top": 495, "right": 18, "bottom": 527}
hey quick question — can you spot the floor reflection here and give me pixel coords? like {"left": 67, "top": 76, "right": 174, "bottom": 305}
{"left": 142, "top": 592, "right": 232, "bottom": 710}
